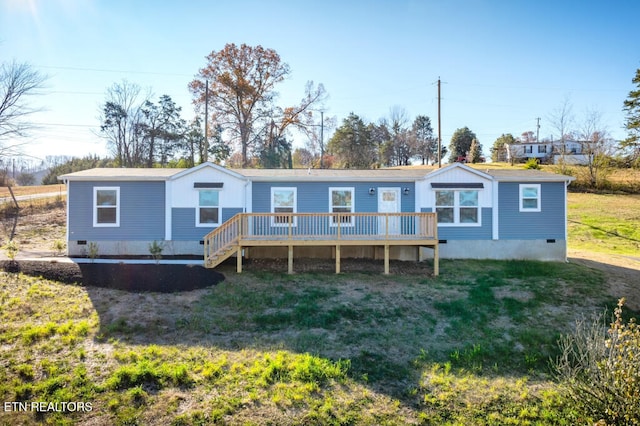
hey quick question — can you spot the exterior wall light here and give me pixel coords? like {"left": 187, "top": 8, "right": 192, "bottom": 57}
{"left": 369, "top": 188, "right": 376, "bottom": 195}
{"left": 403, "top": 188, "right": 410, "bottom": 195}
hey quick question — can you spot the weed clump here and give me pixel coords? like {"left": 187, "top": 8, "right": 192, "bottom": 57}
{"left": 555, "top": 298, "right": 640, "bottom": 425}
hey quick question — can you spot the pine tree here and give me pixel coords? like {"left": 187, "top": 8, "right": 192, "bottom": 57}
{"left": 622, "top": 68, "right": 640, "bottom": 164}
{"left": 448, "top": 127, "right": 478, "bottom": 162}
{"left": 469, "top": 138, "right": 482, "bottom": 163}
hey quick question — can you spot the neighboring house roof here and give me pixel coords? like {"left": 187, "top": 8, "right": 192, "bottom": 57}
{"left": 58, "top": 162, "right": 574, "bottom": 183}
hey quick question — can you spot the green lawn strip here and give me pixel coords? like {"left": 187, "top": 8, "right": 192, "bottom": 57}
{"left": 567, "top": 192, "right": 640, "bottom": 255}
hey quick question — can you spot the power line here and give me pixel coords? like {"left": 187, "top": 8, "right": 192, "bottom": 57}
{"left": 36, "top": 64, "right": 192, "bottom": 77}
{"left": 33, "top": 122, "right": 95, "bottom": 128}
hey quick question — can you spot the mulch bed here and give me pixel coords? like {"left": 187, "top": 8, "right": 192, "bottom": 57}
{"left": 0, "top": 260, "right": 224, "bottom": 293}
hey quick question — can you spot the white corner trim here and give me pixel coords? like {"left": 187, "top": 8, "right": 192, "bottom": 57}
{"left": 492, "top": 180, "right": 499, "bottom": 240}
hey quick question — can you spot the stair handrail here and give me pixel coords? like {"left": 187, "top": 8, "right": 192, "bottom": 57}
{"left": 203, "top": 213, "right": 244, "bottom": 263}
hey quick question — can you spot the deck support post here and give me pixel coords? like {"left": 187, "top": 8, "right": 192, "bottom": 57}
{"left": 236, "top": 245, "right": 243, "bottom": 273}
{"left": 288, "top": 245, "right": 294, "bottom": 274}
{"left": 384, "top": 244, "right": 390, "bottom": 275}
{"left": 433, "top": 244, "right": 439, "bottom": 276}
{"left": 335, "top": 245, "right": 341, "bottom": 274}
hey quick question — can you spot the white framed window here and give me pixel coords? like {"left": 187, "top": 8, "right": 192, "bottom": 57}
{"left": 435, "top": 190, "right": 480, "bottom": 226}
{"left": 197, "top": 189, "right": 220, "bottom": 226}
{"left": 93, "top": 187, "right": 120, "bottom": 227}
{"left": 329, "top": 187, "right": 355, "bottom": 226}
{"left": 271, "top": 187, "right": 296, "bottom": 226}
{"left": 519, "top": 184, "right": 541, "bottom": 212}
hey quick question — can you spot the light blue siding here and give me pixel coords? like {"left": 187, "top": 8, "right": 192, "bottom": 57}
{"left": 498, "top": 182, "right": 565, "bottom": 240}
{"left": 252, "top": 181, "right": 415, "bottom": 213}
{"left": 421, "top": 207, "right": 492, "bottom": 240}
{"left": 171, "top": 208, "right": 243, "bottom": 241}
{"left": 68, "top": 181, "right": 165, "bottom": 241}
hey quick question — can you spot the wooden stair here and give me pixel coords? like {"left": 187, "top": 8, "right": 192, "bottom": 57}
{"left": 203, "top": 214, "right": 243, "bottom": 269}
{"left": 204, "top": 243, "right": 237, "bottom": 268}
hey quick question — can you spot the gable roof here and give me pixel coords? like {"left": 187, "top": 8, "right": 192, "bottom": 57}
{"left": 169, "top": 162, "right": 247, "bottom": 181}
{"left": 424, "top": 162, "right": 493, "bottom": 181}
{"left": 58, "top": 168, "right": 185, "bottom": 181}
{"left": 58, "top": 163, "right": 574, "bottom": 183}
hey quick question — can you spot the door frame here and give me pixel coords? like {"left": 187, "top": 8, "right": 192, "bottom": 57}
{"left": 377, "top": 187, "right": 401, "bottom": 234}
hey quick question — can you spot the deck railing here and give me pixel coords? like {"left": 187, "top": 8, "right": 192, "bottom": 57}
{"left": 204, "top": 212, "right": 437, "bottom": 267}
{"left": 237, "top": 212, "right": 437, "bottom": 241}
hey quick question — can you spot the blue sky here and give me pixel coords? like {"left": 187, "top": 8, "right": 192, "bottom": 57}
{"left": 1, "top": 0, "right": 639, "bottom": 163}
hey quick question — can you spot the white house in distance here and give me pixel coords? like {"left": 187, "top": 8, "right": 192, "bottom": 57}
{"left": 505, "top": 140, "right": 593, "bottom": 165}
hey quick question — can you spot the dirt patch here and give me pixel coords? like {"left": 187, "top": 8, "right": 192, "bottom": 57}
{"left": 1, "top": 200, "right": 66, "bottom": 255}
{"left": 568, "top": 249, "right": 640, "bottom": 311}
{"left": 0, "top": 260, "right": 224, "bottom": 292}
{"left": 492, "top": 287, "right": 535, "bottom": 302}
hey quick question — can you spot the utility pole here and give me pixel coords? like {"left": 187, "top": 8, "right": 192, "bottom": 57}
{"left": 437, "top": 77, "right": 442, "bottom": 168}
{"left": 536, "top": 117, "right": 541, "bottom": 143}
{"left": 320, "top": 110, "right": 324, "bottom": 169}
{"left": 203, "top": 80, "right": 209, "bottom": 163}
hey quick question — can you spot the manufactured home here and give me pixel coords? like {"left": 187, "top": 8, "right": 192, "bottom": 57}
{"left": 59, "top": 163, "right": 574, "bottom": 274}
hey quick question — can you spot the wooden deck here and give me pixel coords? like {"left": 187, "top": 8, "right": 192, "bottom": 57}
{"left": 203, "top": 212, "right": 439, "bottom": 275}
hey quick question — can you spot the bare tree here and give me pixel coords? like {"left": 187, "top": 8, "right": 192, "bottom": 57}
{"left": 379, "top": 106, "right": 413, "bottom": 166}
{"left": 303, "top": 111, "right": 336, "bottom": 168}
{"left": 0, "top": 61, "right": 47, "bottom": 158}
{"left": 578, "top": 109, "right": 615, "bottom": 188}
{"left": 547, "top": 96, "right": 575, "bottom": 171}
{"left": 262, "top": 81, "right": 328, "bottom": 167}
{"left": 189, "top": 43, "right": 290, "bottom": 167}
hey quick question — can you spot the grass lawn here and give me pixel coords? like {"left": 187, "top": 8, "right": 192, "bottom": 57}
{"left": 567, "top": 192, "right": 640, "bottom": 256}
{"left": 0, "top": 259, "right": 621, "bottom": 425}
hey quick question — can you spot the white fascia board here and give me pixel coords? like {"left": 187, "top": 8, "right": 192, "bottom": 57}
{"left": 426, "top": 163, "right": 494, "bottom": 181}
{"left": 169, "top": 162, "right": 248, "bottom": 182}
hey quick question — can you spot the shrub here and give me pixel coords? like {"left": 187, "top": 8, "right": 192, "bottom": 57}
{"left": 148, "top": 240, "right": 164, "bottom": 263}
{"left": 87, "top": 242, "right": 99, "bottom": 262}
{"left": 51, "top": 240, "right": 66, "bottom": 256}
{"left": 523, "top": 158, "right": 541, "bottom": 170}
{"left": 554, "top": 298, "right": 640, "bottom": 425}
{"left": 3, "top": 240, "right": 18, "bottom": 260}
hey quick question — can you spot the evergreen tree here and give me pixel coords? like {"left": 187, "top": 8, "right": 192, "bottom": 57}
{"left": 411, "top": 115, "right": 437, "bottom": 165}
{"left": 448, "top": 127, "right": 478, "bottom": 162}
{"left": 622, "top": 68, "right": 640, "bottom": 164}
{"left": 469, "top": 138, "right": 482, "bottom": 163}
{"left": 327, "top": 113, "right": 376, "bottom": 168}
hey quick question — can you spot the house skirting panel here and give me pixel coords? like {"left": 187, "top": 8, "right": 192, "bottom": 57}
{"left": 419, "top": 240, "right": 567, "bottom": 261}
{"left": 68, "top": 240, "right": 205, "bottom": 257}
